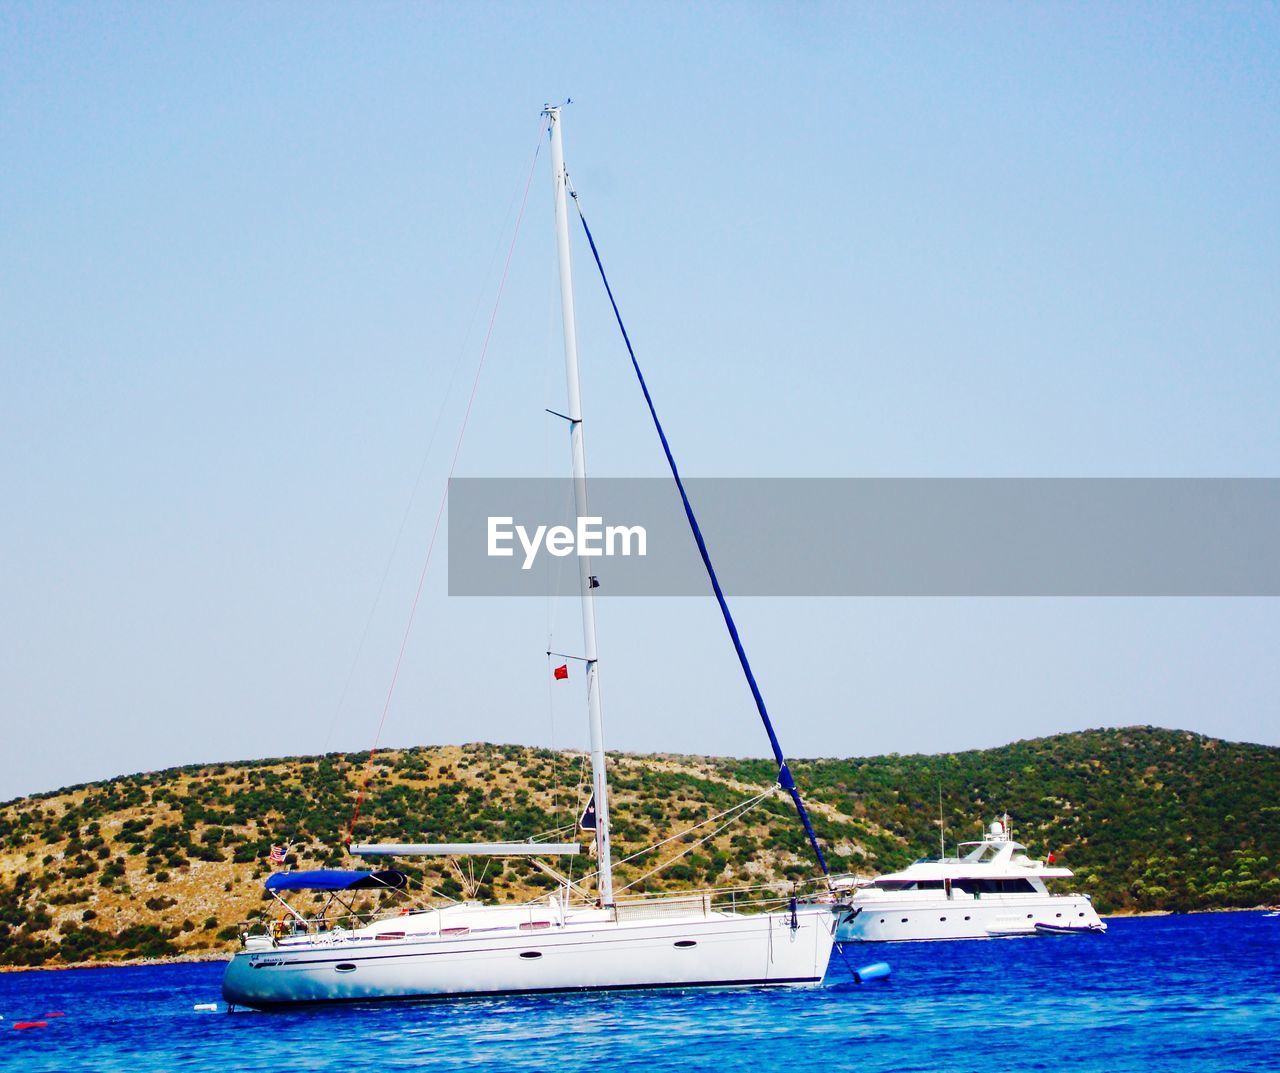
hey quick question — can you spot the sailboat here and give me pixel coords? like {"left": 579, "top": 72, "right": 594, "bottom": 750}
{"left": 221, "top": 106, "right": 837, "bottom": 1009}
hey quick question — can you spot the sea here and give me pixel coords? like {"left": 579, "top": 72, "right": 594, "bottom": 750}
{"left": 2, "top": 912, "right": 1277, "bottom": 1073}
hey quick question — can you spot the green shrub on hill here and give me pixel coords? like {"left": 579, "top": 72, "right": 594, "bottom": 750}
{"left": 0, "top": 727, "right": 1276, "bottom": 967}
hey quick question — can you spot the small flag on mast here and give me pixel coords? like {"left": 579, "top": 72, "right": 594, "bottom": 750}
{"left": 268, "top": 844, "right": 287, "bottom": 865}
{"left": 553, "top": 664, "right": 569, "bottom": 680}
{"left": 578, "top": 792, "right": 597, "bottom": 832}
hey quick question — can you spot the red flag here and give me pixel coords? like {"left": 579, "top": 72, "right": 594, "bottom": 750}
{"left": 553, "top": 664, "right": 569, "bottom": 680}
{"left": 1047, "top": 852, "right": 1057, "bottom": 864}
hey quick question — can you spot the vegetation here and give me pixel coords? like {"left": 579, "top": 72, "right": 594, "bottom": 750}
{"left": 1, "top": 727, "right": 1276, "bottom": 967}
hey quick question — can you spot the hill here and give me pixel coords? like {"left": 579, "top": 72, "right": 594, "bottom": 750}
{"left": 1, "top": 726, "right": 1277, "bottom": 968}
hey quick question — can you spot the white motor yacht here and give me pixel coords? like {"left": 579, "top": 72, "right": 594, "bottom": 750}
{"left": 833, "top": 818, "right": 1107, "bottom": 942}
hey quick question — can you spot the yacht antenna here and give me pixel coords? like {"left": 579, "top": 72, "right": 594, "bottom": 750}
{"left": 938, "top": 782, "right": 945, "bottom": 859}
{"left": 544, "top": 104, "right": 614, "bottom": 906}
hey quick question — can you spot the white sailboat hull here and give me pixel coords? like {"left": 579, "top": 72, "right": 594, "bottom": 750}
{"left": 223, "top": 906, "right": 835, "bottom": 1009}
{"left": 837, "top": 892, "right": 1105, "bottom": 942}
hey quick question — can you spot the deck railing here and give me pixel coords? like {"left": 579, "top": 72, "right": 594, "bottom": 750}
{"left": 234, "top": 876, "right": 836, "bottom": 946}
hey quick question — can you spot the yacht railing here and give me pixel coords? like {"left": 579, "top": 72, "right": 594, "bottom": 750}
{"left": 233, "top": 877, "right": 835, "bottom": 947}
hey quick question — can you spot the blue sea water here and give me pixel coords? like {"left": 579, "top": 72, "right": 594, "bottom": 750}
{"left": 2, "top": 913, "right": 1277, "bottom": 1073}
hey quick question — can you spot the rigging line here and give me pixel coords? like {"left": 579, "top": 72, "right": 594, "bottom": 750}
{"left": 347, "top": 123, "right": 547, "bottom": 841}
{"left": 542, "top": 237, "right": 564, "bottom": 828}
{"left": 613, "top": 787, "right": 772, "bottom": 869}
{"left": 543, "top": 475, "right": 578, "bottom": 832}
{"left": 568, "top": 193, "right": 830, "bottom": 878}
{"left": 546, "top": 652, "right": 560, "bottom": 824}
{"left": 529, "top": 821, "right": 576, "bottom": 841}
{"left": 575, "top": 786, "right": 774, "bottom": 884}
{"left": 541, "top": 234, "right": 569, "bottom": 629}
{"left": 321, "top": 160, "right": 532, "bottom": 757}
{"left": 614, "top": 795, "right": 771, "bottom": 895}
{"left": 572, "top": 751, "right": 589, "bottom": 883}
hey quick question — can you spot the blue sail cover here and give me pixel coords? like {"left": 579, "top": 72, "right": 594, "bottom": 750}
{"left": 264, "top": 869, "right": 407, "bottom": 892}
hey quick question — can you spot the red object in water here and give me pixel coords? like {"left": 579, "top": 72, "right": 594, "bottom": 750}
{"left": 14, "top": 1021, "right": 49, "bottom": 1030}
{"left": 45, "top": 1012, "right": 66, "bottom": 1017}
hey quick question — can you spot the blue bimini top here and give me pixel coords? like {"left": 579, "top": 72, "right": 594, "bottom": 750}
{"left": 263, "top": 869, "right": 407, "bottom": 892}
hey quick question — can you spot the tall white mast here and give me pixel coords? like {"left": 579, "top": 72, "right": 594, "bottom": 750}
{"left": 545, "top": 104, "right": 614, "bottom": 906}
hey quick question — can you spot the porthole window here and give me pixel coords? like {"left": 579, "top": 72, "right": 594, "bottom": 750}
{"left": 939, "top": 917, "right": 947, "bottom": 922}
{"left": 335, "top": 963, "right": 357, "bottom": 973}
{"left": 519, "top": 951, "right": 542, "bottom": 960}
{"left": 674, "top": 940, "right": 697, "bottom": 949}
{"left": 900, "top": 918, "right": 908, "bottom": 924}
{"left": 964, "top": 915, "right": 971, "bottom": 921}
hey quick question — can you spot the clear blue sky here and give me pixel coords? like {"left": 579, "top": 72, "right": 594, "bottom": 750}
{"left": 2, "top": 4, "right": 1277, "bottom": 800}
